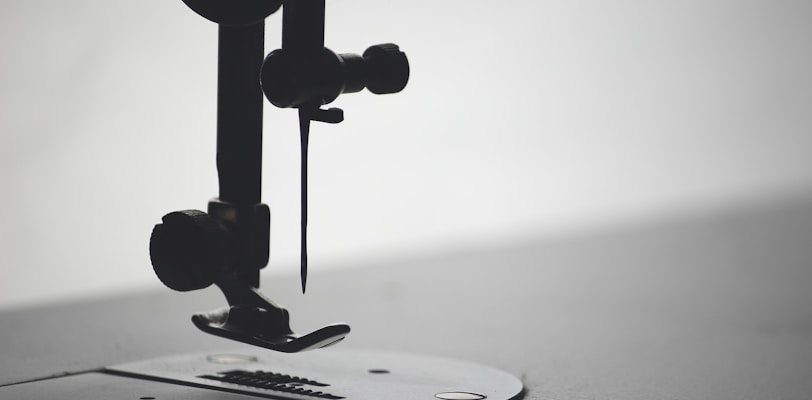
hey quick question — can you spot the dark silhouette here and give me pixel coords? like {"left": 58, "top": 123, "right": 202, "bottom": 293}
{"left": 148, "top": 0, "right": 408, "bottom": 352}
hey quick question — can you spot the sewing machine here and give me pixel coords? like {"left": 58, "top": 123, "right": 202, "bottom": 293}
{"left": 145, "top": 1, "right": 523, "bottom": 397}
{"left": 3, "top": 1, "right": 812, "bottom": 399}
{"left": 1, "top": 1, "right": 525, "bottom": 398}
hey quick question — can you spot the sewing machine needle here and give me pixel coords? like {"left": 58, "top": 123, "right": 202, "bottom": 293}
{"left": 299, "top": 109, "right": 310, "bottom": 294}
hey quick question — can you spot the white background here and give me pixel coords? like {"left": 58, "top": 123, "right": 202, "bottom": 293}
{"left": 2, "top": 0, "right": 812, "bottom": 309}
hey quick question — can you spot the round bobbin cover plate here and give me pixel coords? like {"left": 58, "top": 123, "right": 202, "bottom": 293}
{"left": 106, "top": 349, "right": 525, "bottom": 400}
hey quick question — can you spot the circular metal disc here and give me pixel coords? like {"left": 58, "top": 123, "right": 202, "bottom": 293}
{"left": 108, "top": 349, "right": 524, "bottom": 400}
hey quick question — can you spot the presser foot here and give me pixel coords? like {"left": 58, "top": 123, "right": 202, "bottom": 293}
{"left": 192, "top": 306, "right": 349, "bottom": 353}
{"left": 192, "top": 273, "right": 350, "bottom": 353}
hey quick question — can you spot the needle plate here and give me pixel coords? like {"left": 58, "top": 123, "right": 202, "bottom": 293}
{"left": 107, "top": 349, "right": 525, "bottom": 400}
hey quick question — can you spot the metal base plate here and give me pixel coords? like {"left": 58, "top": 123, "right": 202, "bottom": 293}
{"left": 107, "top": 349, "right": 524, "bottom": 400}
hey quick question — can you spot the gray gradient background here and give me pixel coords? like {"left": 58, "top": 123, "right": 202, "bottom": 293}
{"left": 2, "top": 0, "right": 812, "bottom": 309}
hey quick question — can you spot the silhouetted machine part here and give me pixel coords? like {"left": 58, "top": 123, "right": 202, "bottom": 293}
{"left": 261, "top": 43, "right": 409, "bottom": 108}
{"left": 261, "top": 0, "right": 408, "bottom": 108}
{"left": 260, "top": 0, "right": 409, "bottom": 293}
{"left": 182, "top": 0, "right": 281, "bottom": 25}
{"left": 148, "top": 0, "right": 407, "bottom": 353}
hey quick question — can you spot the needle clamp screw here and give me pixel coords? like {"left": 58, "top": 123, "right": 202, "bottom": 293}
{"left": 260, "top": 43, "right": 409, "bottom": 108}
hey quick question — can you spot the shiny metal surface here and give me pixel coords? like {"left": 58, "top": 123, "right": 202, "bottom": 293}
{"left": 107, "top": 349, "right": 524, "bottom": 400}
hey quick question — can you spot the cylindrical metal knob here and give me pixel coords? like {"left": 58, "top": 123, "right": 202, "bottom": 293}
{"left": 260, "top": 44, "right": 409, "bottom": 108}
{"left": 149, "top": 210, "right": 229, "bottom": 291}
{"left": 363, "top": 43, "right": 409, "bottom": 95}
